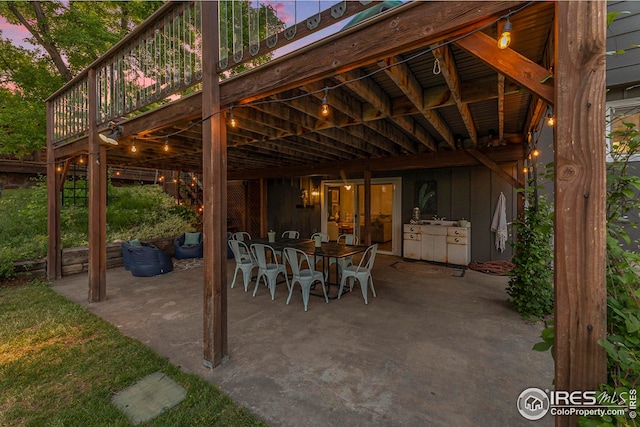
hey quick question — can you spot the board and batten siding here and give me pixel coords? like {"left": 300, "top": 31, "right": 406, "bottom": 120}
{"left": 267, "top": 164, "right": 517, "bottom": 263}
{"left": 607, "top": 1, "right": 640, "bottom": 87}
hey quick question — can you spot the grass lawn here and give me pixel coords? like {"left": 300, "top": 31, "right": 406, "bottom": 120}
{"left": 0, "top": 278, "right": 267, "bottom": 427}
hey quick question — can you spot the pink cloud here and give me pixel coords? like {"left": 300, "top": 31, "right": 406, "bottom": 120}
{"left": 0, "top": 16, "right": 35, "bottom": 50}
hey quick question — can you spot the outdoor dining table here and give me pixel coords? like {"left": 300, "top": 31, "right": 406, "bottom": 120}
{"left": 251, "top": 237, "right": 367, "bottom": 299}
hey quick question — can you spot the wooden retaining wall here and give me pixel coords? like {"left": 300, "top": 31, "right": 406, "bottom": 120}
{"left": 13, "top": 238, "right": 175, "bottom": 278}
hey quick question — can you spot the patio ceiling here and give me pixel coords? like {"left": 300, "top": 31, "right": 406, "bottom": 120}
{"left": 72, "top": 1, "right": 554, "bottom": 179}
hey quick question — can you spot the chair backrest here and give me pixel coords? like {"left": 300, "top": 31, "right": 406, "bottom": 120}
{"left": 283, "top": 247, "right": 307, "bottom": 277}
{"left": 251, "top": 243, "right": 278, "bottom": 269}
{"left": 232, "top": 231, "right": 251, "bottom": 242}
{"left": 355, "top": 243, "right": 378, "bottom": 272}
{"left": 282, "top": 230, "right": 299, "bottom": 238}
{"left": 228, "top": 239, "right": 251, "bottom": 262}
{"left": 311, "top": 232, "right": 330, "bottom": 242}
{"left": 338, "top": 233, "right": 359, "bottom": 245}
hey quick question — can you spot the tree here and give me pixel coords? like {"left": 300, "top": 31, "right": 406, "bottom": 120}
{"left": 0, "top": 0, "right": 162, "bottom": 156}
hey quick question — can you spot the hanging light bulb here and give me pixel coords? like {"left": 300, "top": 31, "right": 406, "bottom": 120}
{"left": 320, "top": 87, "right": 330, "bottom": 118}
{"left": 163, "top": 138, "right": 169, "bottom": 152}
{"left": 56, "top": 163, "right": 63, "bottom": 173}
{"left": 227, "top": 105, "right": 237, "bottom": 128}
{"left": 78, "top": 156, "right": 85, "bottom": 164}
{"left": 131, "top": 140, "right": 137, "bottom": 153}
{"left": 546, "top": 112, "right": 555, "bottom": 127}
{"left": 497, "top": 18, "right": 512, "bottom": 49}
{"left": 532, "top": 148, "right": 540, "bottom": 157}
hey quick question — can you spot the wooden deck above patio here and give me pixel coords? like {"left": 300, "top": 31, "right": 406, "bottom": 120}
{"left": 49, "top": 1, "right": 553, "bottom": 178}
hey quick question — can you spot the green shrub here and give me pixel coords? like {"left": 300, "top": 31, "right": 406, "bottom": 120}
{"left": 506, "top": 187, "right": 554, "bottom": 320}
{"left": 0, "top": 182, "right": 195, "bottom": 277}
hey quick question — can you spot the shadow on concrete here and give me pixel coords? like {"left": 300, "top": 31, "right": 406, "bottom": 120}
{"left": 52, "top": 254, "right": 554, "bottom": 427}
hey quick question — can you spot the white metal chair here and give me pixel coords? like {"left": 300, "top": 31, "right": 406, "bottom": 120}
{"left": 284, "top": 247, "right": 328, "bottom": 311}
{"left": 310, "top": 232, "right": 330, "bottom": 242}
{"left": 327, "top": 233, "right": 359, "bottom": 280}
{"left": 232, "top": 231, "right": 251, "bottom": 242}
{"left": 251, "top": 243, "right": 290, "bottom": 300}
{"left": 338, "top": 243, "right": 378, "bottom": 304}
{"left": 228, "top": 239, "right": 257, "bottom": 292}
{"left": 281, "top": 230, "right": 299, "bottom": 239}
{"left": 232, "top": 231, "right": 252, "bottom": 257}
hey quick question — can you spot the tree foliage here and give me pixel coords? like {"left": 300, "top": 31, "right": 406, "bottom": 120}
{"left": 0, "top": 0, "right": 162, "bottom": 156}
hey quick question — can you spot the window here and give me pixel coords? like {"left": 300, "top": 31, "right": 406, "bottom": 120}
{"left": 606, "top": 98, "right": 640, "bottom": 162}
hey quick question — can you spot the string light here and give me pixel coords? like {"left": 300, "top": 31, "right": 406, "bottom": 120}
{"left": 546, "top": 112, "right": 555, "bottom": 127}
{"left": 532, "top": 148, "right": 540, "bottom": 157}
{"left": 497, "top": 18, "right": 512, "bottom": 49}
{"left": 227, "top": 105, "right": 238, "bottom": 128}
{"left": 78, "top": 156, "right": 85, "bottom": 164}
{"left": 131, "top": 140, "right": 137, "bottom": 153}
{"left": 320, "top": 87, "right": 330, "bottom": 117}
{"left": 111, "top": 3, "right": 534, "bottom": 147}
{"left": 56, "top": 163, "right": 63, "bottom": 172}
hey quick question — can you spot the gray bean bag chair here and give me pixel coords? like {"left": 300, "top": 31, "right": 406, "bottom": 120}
{"left": 174, "top": 232, "right": 204, "bottom": 259}
{"left": 121, "top": 240, "right": 173, "bottom": 277}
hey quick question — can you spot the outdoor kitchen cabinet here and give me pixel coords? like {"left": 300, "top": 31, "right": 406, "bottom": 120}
{"left": 403, "top": 223, "right": 471, "bottom": 266}
{"left": 446, "top": 226, "right": 471, "bottom": 266}
{"left": 403, "top": 225, "right": 421, "bottom": 259}
{"left": 420, "top": 225, "right": 448, "bottom": 263}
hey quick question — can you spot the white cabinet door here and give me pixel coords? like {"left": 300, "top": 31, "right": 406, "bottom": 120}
{"left": 403, "top": 232, "right": 421, "bottom": 259}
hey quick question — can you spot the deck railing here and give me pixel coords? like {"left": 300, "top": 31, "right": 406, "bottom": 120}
{"left": 48, "top": 0, "right": 383, "bottom": 146}
{"left": 50, "top": 1, "right": 202, "bottom": 145}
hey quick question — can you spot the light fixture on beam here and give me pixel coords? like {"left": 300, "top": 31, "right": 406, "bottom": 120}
{"left": 98, "top": 121, "right": 123, "bottom": 145}
{"left": 320, "top": 87, "right": 330, "bottom": 118}
{"left": 546, "top": 112, "right": 555, "bottom": 127}
{"left": 227, "top": 105, "right": 238, "bottom": 128}
{"left": 497, "top": 18, "right": 512, "bottom": 49}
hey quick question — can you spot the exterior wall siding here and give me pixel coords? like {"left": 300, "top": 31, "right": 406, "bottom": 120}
{"left": 267, "top": 164, "right": 518, "bottom": 263}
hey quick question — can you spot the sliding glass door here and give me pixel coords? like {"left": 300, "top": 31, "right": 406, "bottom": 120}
{"left": 321, "top": 177, "right": 402, "bottom": 255}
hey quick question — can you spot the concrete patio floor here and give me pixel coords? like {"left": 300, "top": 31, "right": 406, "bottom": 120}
{"left": 52, "top": 254, "right": 554, "bottom": 426}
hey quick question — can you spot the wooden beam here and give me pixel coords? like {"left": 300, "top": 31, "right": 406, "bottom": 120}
{"left": 454, "top": 31, "right": 554, "bottom": 105}
{"left": 385, "top": 76, "right": 524, "bottom": 116}
{"left": 431, "top": 45, "right": 478, "bottom": 145}
{"left": 381, "top": 56, "right": 455, "bottom": 148}
{"left": 201, "top": 1, "right": 227, "bottom": 369}
{"left": 228, "top": 144, "right": 525, "bottom": 180}
{"left": 336, "top": 70, "right": 436, "bottom": 151}
{"left": 221, "top": 2, "right": 525, "bottom": 105}
{"left": 554, "top": 2, "right": 607, "bottom": 426}
{"left": 497, "top": 74, "right": 505, "bottom": 143}
{"left": 87, "top": 68, "right": 107, "bottom": 302}
{"left": 363, "top": 169, "right": 372, "bottom": 246}
{"left": 466, "top": 148, "right": 522, "bottom": 188}
{"left": 46, "top": 100, "right": 62, "bottom": 280}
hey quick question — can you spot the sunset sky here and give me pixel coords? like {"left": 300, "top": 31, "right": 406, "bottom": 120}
{"left": 0, "top": 1, "right": 344, "bottom": 47}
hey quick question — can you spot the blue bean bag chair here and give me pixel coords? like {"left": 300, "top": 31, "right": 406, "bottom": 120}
{"left": 121, "top": 240, "right": 173, "bottom": 277}
{"left": 174, "top": 232, "right": 204, "bottom": 259}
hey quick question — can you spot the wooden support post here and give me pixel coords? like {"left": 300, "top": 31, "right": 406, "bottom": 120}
{"left": 202, "top": 1, "right": 228, "bottom": 368}
{"left": 363, "top": 170, "right": 372, "bottom": 246}
{"left": 554, "top": 2, "right": 607, "bottom": 426}
{"left": 46, "top": 101, "right": 62, "bottom": 280}
{"left": 260, "top": 178, "right": 267, "bottom": 237}
{"left": 87, "top": 68, "right": 107, "bottom": 302}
